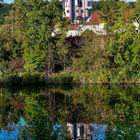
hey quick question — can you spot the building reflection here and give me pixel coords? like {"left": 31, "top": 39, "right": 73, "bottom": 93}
{"left": 67, "top": 123, "right": 107, "bottom": 140}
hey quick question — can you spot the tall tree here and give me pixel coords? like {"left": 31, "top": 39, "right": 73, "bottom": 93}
{"left": 100, "top": 0, "right": 121, "bottom": 32}
{"left": 13, "top": 0, "right": 67, "bottom": 73}
{"left": 107, "top": 1, "right": 140, "bottom": 80}
{"left": 136, "top": 0, "right": 140, "bottom": 24}
{"left": 0, "top": 0, "right": 13, "bottom": 24}
{"left": 0, "top": 2, "right": 25, "bottom": 75}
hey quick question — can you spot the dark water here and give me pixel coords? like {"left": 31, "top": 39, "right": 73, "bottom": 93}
{"left": 0, "top": 85, "right": 140, "bottom": 140}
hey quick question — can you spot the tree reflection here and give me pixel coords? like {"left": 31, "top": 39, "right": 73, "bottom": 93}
{"left": 0, "top": 85, "right": 140, "bottom": 139}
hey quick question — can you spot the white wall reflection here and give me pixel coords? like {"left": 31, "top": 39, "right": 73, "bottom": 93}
{"left": 67, "top": 123, "right": 107, "bottom": 140}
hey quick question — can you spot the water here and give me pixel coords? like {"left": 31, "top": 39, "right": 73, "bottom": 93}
{"left": 0, "top": 85, "right": 140, "bottom": 140}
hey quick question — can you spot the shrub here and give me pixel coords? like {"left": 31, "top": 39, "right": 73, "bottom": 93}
{"left": 21, "top": 72, "right": 41, "bottom": 84}
{"left": 58, "top": 74, "right": 74, "bottom": 84}
{"left": 2, "top": 73, "right": 22, "bottom": 85}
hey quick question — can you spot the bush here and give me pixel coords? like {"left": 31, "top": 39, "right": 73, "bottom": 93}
{"left": 21, "top": 72, "right": 41, "bottom": 84}
{"left": 58, "top": 74, "right": 74, "bottom": 84}
{"left": 2, "top": 73, "right": 22, "bottom": 85}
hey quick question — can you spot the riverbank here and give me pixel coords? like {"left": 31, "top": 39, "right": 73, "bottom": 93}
{"left": 1, "top": 69, "right": 140, "bottom": 86}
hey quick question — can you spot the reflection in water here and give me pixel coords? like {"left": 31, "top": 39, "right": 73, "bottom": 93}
{"left": 0, "top": 117, "right": 28, "bottom": 140}
{"left": 0, "top": 85, "right": 140, "bottom": 139}
{"left": 67, "top": 123, "right": 107, "bottom": 140}
{"left": 0, "top": 118, "right": 108, "bottom": 140}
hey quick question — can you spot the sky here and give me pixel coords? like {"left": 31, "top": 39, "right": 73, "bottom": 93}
{"left": 4, "top": 0, "right": 136, "bottom": 4}
{"left": 4, "top": 0, "right": 13, "bottom": 4}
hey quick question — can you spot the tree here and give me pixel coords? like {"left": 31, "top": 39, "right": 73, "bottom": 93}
{"left": 0, "top": 5, "right": 25, "bottom": 75}
{"left": 91, "top": 1, "right": 102, "bottom": 13}
{"left": 24, "top": 96, "right": 52, "bottom": 140}
{"left": 0, "top": 1, "right": 12, "bottom": 24}
{"left": 136, "top": 0, "right": 140, "bottom": 24}
{"left": 72, "top": 30, "right": 108, "bottom": 72}
{"left": 108, "top": 1, "right": 140, "bottom": 81}
{"left": 0, "top": 0, "right": 3, "bottom": 10}
{"left": 13, "top": 0, "right": 67, "bottom": 73}
{"left": 100, "top": 0, "right": 121, "bottom": 32}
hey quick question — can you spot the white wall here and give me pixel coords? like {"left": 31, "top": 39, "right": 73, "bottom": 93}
{"left": 67, "top": 30, "right": 81, "bottom": 37}
{"left": 81, "top": 23, "right": 106, "bottom": 35}
{"left": 66, "top": 23, "right": 106, "bottom": 36}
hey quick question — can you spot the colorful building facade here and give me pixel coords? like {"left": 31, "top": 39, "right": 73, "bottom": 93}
{"left": 64, "top": 0, "right": 92, "bottom": 23}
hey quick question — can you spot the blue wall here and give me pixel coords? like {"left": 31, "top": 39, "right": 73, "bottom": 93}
{"left": 70, "top": 0, "right": 75, "bottom": 23}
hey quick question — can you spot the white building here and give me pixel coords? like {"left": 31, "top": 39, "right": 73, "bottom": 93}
{"left": 67, "top": 11, "right": 106, "bottom": 36}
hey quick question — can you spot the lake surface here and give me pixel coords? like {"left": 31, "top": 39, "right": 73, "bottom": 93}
{"left": 0, "top": 85, "right": 140, "bottom": 140}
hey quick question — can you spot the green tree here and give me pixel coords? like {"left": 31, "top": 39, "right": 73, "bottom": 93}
{"left": 72, "top": 30, "right": 108, "bottom": 72}
{"left": 0, "top": 1, "right": 12, "bottom": 24}
{"left": 108, "top": 1, "right": 140, "bottom": 81}
{"left": 100, "top": 0, "right": 121, "bottom": 32}
{"left": 136, "top": 0, "right": 140, "bottom": 24}
{"left": 14, "top": 0, "right": 67, "bottom": 73}
{"left": 24, "top": 96, "right": 52, "bottom": 140}
{"left": 0, "top": 6, "right": 24, "bottom": 75}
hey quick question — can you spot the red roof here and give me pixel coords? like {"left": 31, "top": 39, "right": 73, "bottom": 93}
{"left": 85, "top": 11, "right": 101, "bottom": 25}
{"left": 84, "top": 9, "right": 134, "bottom": 26}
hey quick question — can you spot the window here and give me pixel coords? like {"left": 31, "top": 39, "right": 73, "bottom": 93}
{"left": 67, "top": 10, "right": 69, "bottom": 13}
{"left": 78, "top": 0, "right": 82, "bottom": 7}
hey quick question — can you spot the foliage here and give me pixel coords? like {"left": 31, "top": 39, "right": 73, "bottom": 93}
{"left": 0, "top": 3, "right": 12, "bottom": 24}
{"left": 17, "top": 0, "right": 67, "bottom": 72}
{"left": 71, "top": 30, "right": 109, "bottom": 72}
{"left": 0, "top": 3, "right": 24, "bottom": 76}
{"left": 136, "top": 0, "right": 140, "bottom": 23}
{"left": 106, "top": 1, "right": 140, "bottom": 80}
{"left": 0, "top": 85, "right": 140, "bottom": 139}
{"left": 0, "top": 0, "right": 140, "bottom": 84}
{"left": 24, "top": 96, "right": 52, "bottom": 140}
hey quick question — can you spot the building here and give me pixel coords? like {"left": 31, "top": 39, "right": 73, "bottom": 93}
{"left": 82, "top": 11, "right": 106, "bottom": 35}
{"left": 67, "top": 11, "right": 106, "bottom": 36}
{"left": 66, "top": 9, "right": 139, "bottom": 37}
{"left": 64, "top": 0, "right": 92, "bottom": 23}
